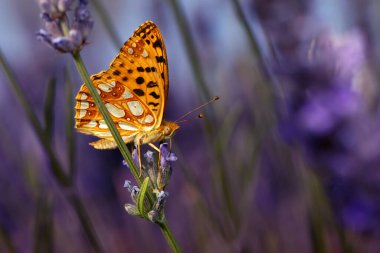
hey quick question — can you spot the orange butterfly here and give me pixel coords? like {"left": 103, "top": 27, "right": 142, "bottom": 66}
{"left": 74, "top": 21, "right": 179, "bottom": 163}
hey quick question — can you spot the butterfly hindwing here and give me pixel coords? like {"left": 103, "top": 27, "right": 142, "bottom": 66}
{"left": 75, "top": 72, "right": 156, "bottom": 140}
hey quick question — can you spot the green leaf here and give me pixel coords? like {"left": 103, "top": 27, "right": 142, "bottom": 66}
{"left": 33, "top": 193, "right": 54, "bottom": 253}
{"left": 64, "top": 67, "right": 76, "bottom": 178}
{"left": 43, "top": 77, "right": 56, "bottom": 142}
{"left": 137, "top": 177, "right": 150, "bottom": 218}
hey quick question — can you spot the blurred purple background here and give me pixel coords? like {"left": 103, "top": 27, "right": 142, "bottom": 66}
{"left": 1, "top": 0, "right": 380, "bottom": 252}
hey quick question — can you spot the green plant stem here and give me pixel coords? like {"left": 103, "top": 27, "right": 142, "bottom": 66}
{"left": 230, "top": 0, "right": 270, "bottom": 72}
{"left": 158, "top": 220, "right": 182, "bottom": 253}
{"left": 167, "top": 0, "right": 211, "bottom": 100}
{"left": 91, "top": 0, "right": 123, "bottom": 48}
{"left": 43, "top": 77, "right": 56, "bottom": 142}
{"left": 64, "top": 67, "right": 77, "bottom": 179}
{"left": 66, "top": 191, "right": 104, "bottom": 253}
{"left": 0, "top": 226, "right": 18, "bottom": 253}
{"left": 71, "top": 52, "right": 183, "bottom": 253}
{"left": 0, "top": 50, "right": 70, "bottom": 186}
{"left": 167, "top": 0, "right": 237, "bottom": 234}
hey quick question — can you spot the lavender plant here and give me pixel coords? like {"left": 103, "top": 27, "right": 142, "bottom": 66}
{"left": 35, "top": 0, "right": 183, "bottom": 252}
{"left": 37, "top": 0, "right": 93, "bottom": 53}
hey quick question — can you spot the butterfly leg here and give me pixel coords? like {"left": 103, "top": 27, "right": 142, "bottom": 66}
{"left": 137, "top": 143, "right": 143, "bottom": 177}
{"left": 148, "top": 143, "right": 162, "bottom": 179}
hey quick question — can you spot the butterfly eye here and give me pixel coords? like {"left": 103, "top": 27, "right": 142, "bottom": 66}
{"left": 163, "top": 126, "right": 171, "bottom": 135}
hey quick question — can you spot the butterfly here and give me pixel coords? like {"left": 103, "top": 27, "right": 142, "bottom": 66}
{"left": 74, "top": 21, "right": 179, "bottom": 165}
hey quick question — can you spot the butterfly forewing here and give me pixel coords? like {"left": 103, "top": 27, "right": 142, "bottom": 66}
{"left": 108, "top": 21, "right": 168, "bottom": 128}
{"left": 75, "top": 21, "right": 169, "bottom": 147}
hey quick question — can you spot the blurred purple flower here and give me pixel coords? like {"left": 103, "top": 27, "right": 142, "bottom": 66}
{"left": 327, "top": 177, "right": 380, "bottom": 234}
{"left": 253, "top": 1, "right": 380, "bottom": 233}
{"left": 278, "top": 30, "right": 380, "bottom": 234}
{"left": 37, "top": 0, "right": 93, "bottom": 53}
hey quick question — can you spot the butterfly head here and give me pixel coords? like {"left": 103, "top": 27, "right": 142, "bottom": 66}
{"left": 162, "top": 120, "right": 180, "bottom": 139}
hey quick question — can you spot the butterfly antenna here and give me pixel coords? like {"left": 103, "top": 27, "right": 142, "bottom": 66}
{"left": 175, "top": 114, "right": 204, "bottom": 124}
{"left": 174, "top": 96, "right": 219, "bottom": 123}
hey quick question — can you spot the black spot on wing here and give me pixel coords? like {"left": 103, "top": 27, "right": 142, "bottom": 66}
{"left": 137, "top": 67, "right": 144, "bottom": 72}
{"left": 148, "top": 102, "right": 159, "bottom": 107}
{"left": 136, "top": 77, "right": 145, "bottom": 84}
{"left": 153, "top": 40, "right": 163, "bottom": 49}
{"left": 147, "top": 81, "right": 158, "bottom": 88}
{"left": 149, "top": 92, "right": 160, "bottom": 99}
{"left": 113, "top": 70, "right": 121, "bottom": 76}
{"left": 133, "top": 89, "right": 145, "bottom": 96}
{"left": 93, "top": 75, "right": 101, "bottom": 80}
{"left": 156, "top": 56, "right": 166, "bottom": 63}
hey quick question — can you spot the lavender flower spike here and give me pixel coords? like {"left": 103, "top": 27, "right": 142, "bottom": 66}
{"left": 159, "top": 143, "right": 178, "bottom": 168}
{"left": 37, "top": 0, "right": 93, "bottom": 53}
{"left": 123, "top": 147, "right": 140, "bottom": 169}
{"left": 157, "top": 143, "right": 176, "bottom": 190}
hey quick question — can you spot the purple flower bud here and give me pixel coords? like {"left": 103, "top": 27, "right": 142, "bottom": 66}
{"left": 73, "top": 1, "right": 93, "bottom": 38}
{"left": 52, "top": 37, "right": 75, "bottom": 52}
{"left": 144, "top": 150, "right": 154, "bottom": 164}
{"left": 153, "top": 191, "right": 169, "bottom": 213}
{"left": 159, "top": 143, "right": 177, "bottom": 168}
{"left": 37, "top": 0, "right": 93, "bottom": 53}
{"left": 38, "top": 0, "right": 57, "bottom": 14}
{"left": 57, "top": 0, "right": 73, "bottom": 12}
{"left": 131, "top": 147, "right": 140, "bottom": 168}
{"left": 44, "top": 21, "right": 62, "bottom": 37}
{"left": 156, "top": 143, "right": 175, "bottom": 190}
{"left": 124, "top": 204, "right": 140, "bottom": 216}
{"left": 68, "top": 29, "right": 83, "bottom": 47}
{"left": 147, "top": 210, "right": 159, "bottom": 223}
{"left": 123, "top": 180, "right": 133, "bottom": 191}
{"left": 36, "top": 29, "right": 53, "bottom": 44}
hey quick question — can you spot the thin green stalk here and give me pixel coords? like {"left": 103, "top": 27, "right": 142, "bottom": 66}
{"left": 67, "top": 192, "right": 104, "bottom": 253}
{"left": 64, "top": 67, "right": 77, "bottom": 179}
{"left": 230, "top": 0, "right": 270, "bottom": 73}
{"left": 71, "top": 52, "right": 183, "bottom": 253}
{"left": 158, "top": 220, "right": 182, "bottom": 253}
{"left": 167, "top": 0, "right": 237, "bottom": 225}
{"left": 167, "top": 0, "right": 211, "bottom": 100}
{"left": 307, "top": 174, "right": 329, "bottom": 253}
{"left": 91, "top": 0, "right": 123, "bottom": 48}
{"left": 0, "top": 225, "right": 18, "bottom": 253}
{"left": 33, "top": 193, "right": 54, "bottom": 253}
{"left": 0, "top": 50, "right": 70, "bottom": 186}
{"left": 43, "top": 77, "right": 56, "bottom": 142}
